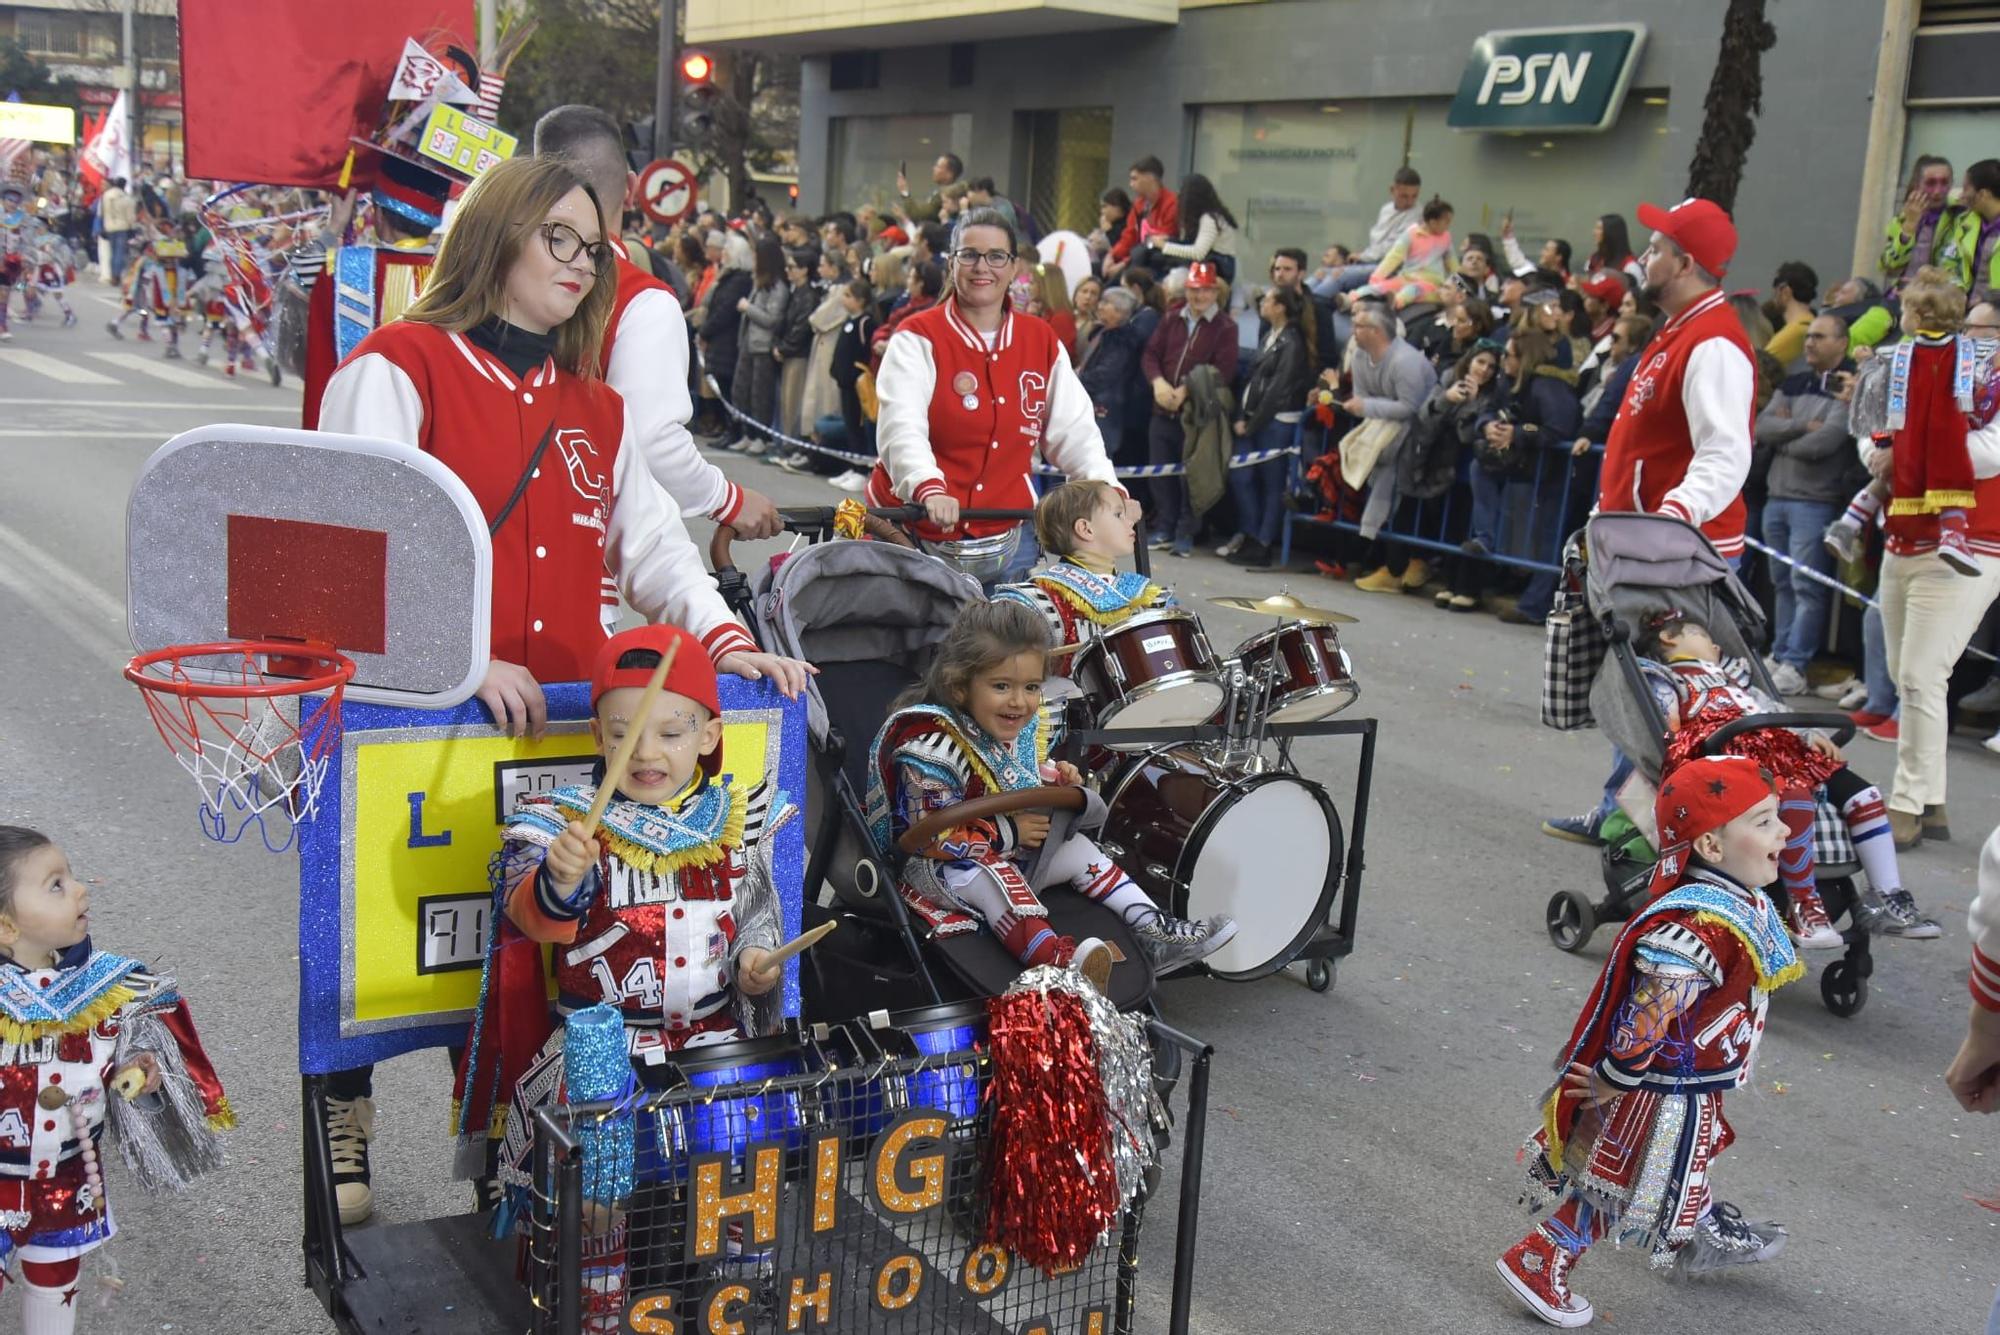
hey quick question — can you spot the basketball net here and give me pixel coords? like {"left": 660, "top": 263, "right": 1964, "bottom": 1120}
{"left": 126, "top": 643, "right": 354, "bottom": 853}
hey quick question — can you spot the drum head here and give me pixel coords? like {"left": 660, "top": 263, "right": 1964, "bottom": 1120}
{"left": 1183, "top": 774, "right": 1338, "bottom": 978}
{"left": 1099, "top": 677, "right": 1226, "bottom": 735}
{"left": 1267, "top": 689, "right": 1354, "bottom": 724}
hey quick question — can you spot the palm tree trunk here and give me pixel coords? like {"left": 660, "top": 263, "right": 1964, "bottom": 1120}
{"left": 1684, "top": 0, "right": 1778, "bottom": 212}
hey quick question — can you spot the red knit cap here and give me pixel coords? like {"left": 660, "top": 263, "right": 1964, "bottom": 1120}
{"left": 1647, "top": 755, "right": 1774, "bottom": 896}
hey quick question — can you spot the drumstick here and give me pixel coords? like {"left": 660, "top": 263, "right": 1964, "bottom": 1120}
{"left": 747, "top": 921, "right": 838, "bottom": 978}
{"left": 579, "top": 639, "right": 681, "bottom": 839}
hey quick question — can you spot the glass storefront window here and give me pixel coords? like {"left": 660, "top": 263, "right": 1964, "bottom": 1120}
{"left": 1901, "top": 108, "right": 1995, "bottom": 196}
{"left": 828, "top": 113, "right": 973, "bottom": 215}
{"left": 1191, "top": 93, "right": 1672, "bottom": 268}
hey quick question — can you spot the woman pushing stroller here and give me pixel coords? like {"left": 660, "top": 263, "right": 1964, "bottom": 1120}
{"left": 1637, "top": 609, "right": 1939, "bottom": 946}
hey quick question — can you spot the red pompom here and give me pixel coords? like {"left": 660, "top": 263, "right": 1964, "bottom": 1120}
{"left": 983, "top": 987, "right": 1119, "bottom": 1274}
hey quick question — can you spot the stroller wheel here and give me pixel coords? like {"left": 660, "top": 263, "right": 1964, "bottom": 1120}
{"left": 1546, "top": 890, "right": 1597, "bottom": 952}
{"left": 1304, "top": 958, "right": 1336, "bottom": 993}
{"left": 1820, "top": 958, "right": 1867, "bottom": 1018}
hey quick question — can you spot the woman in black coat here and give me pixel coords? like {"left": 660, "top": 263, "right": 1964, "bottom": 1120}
{"left": 1224, "top": 285, "right": 1316, "bottom": 567}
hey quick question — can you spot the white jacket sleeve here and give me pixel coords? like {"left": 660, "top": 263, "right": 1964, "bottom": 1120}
{"left": 1158, "top": 213, "right": 1220, "bottom": 262}
{"left": 604, "top": 400, "right": 755, "bottom": 664}
{"left": 875, "top": 328, "right": 947, "bottom": 502}
{"left": 1502, "top": 232, "right": 1533, "bottom": 277}
{"left": 605, "top": 288, "right": 744, "bottom": 523}
{"left": 1658, "top": 339, "right": 1753, "bottom": 526}
{"left": 1969, "top": 412, "right": 2000, "bottom": 479}
{"left": 1972, "top": 826, "right": 2000, "bottom": 1011}
{"left": 318, "top": 353, "right": 426, "bottom": 442}
{"left": 1039, "top": 350, "right": 1122, "bottom": 492}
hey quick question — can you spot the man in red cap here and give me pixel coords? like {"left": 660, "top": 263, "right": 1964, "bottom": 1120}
{"left": 1599, "top": 198, "right": 1754, "bottom": 561}
{"left": 1139, "top": 259, "right": 1238, "bottom": 556}
{"left": 1500, "top": 755, "right": 1800, "bottom": 1327}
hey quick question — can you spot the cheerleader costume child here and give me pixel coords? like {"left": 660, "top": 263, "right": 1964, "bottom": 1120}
{"left": 1497, "top": 757, "right": 1798, "bottom": 1328}
{"left": 0, "top": 829, "right": 231, "bottom": 1335}
{"left": 866, "top": 600, "right": 1236, "bottom": 980}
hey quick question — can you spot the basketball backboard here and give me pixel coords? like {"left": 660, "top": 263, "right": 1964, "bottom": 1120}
{"left": 127, "top": 425, "right": 491, "bottom": 708}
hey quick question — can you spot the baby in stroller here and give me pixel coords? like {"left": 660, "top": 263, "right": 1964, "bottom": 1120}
{"left": 866, "top": 599, "right": 1238, "bottom": 981}
{"left": 1637, "top": 609, "right": 1939, "bottom": 946}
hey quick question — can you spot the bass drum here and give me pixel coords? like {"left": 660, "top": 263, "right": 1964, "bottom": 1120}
{"left": 1100, "top": 747, "right": 1342, "bottom": 980}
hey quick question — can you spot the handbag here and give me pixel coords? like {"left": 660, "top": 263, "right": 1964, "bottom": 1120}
{"left": 1539, "top": 533, "right": 1607, "bottom": 730}
{"left": 1336, "top": 417, "right": 1398, "bottom": 491}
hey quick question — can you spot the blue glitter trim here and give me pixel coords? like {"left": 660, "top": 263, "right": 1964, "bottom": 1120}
{"left": 371, "top": 189, "right": 443, "bottom": 231}
{"left": 0, "top": 951, "right": 141, "bottom": 1026}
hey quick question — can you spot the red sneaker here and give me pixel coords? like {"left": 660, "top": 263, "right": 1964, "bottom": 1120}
{"left": 1939, "top": 513, "right": 1982, "bottom": 577}
{"left": 1313, "top": 558, "right": 1349, "bottom": 581}
{"left": 1846, "top": 710, "right": 1891, "bottom": 728}
{"left": 1496, "top": 1230, "right": 1593, "bottom": 1327}
{"left": 1785, "top": 888, "right": 1844, "bottom": 950}
{"left": 1863, "top": 717, "right": 1900, "bottom": 742}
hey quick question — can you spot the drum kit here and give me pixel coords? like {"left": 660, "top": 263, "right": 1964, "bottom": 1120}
{"left": 1060, "top": 590, "right": 1363, "bottom": 989}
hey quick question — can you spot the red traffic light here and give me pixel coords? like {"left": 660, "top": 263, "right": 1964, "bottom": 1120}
{"left": 681, "top": 51, "right": 713, "bottom": 82}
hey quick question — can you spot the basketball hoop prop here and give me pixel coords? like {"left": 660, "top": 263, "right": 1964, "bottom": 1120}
{"left": 125, "top": 641, "right": 356, "bottom": 851}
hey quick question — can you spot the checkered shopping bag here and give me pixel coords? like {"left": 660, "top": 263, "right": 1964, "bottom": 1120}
{"left": 1541, "top": 535, "right": 1606, "bottom": 730}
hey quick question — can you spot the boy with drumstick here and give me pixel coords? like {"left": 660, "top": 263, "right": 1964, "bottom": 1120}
{"left": 454, "top": 625, "right": 797, "bottom": 1322}
{"left": 995, "top": 479, "right": 1175, "bottom": 677}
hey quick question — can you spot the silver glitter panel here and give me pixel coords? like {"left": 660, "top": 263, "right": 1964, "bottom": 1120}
{"left": 127, "top": 426, "right": 490, "bottom": 705}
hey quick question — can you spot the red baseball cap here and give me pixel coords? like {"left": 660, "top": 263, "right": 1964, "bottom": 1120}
{"left": 1580, "top": 272, "right": 1627, "bottom": 308}
{"left": 590, "top": 625, "right": 723, "bottom": 775}
{"left": 1636, "top": 198, "right": 1737, "bottom": 279}
{"left": 1647, "top": 754, "right": 1773, "bottom": 897}
{"left": 1185, "top": 261, "right": 1220, "bottom": 290}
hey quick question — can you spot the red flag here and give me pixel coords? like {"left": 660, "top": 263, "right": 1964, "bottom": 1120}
{"left": 177, "top": 0, "right": 475, "bottom": 187}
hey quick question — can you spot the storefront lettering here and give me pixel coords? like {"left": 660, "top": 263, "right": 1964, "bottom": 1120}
{"left": 1227, "top": 146, "right": 1359, "bottom": 162}
{"left": 1476, "top": 51, "right": 1592, "bottom": 108}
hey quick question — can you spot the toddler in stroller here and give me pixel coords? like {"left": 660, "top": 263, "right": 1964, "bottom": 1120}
{"left": 867, "top": 599, "right": 1238, "bottom": 983}
{"left": 1635, "top": 609, "right": 1939, "bottom": 946}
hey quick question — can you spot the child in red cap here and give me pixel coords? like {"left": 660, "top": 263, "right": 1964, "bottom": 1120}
{"left": 1498, "top": 755, "right": 1801, "bottom": 1328}
{"left": 454, "top": 625, "right": 796, "bottom": 1261}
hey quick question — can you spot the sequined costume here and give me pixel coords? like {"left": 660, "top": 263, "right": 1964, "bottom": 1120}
{"left": 454, "top": 775, "right": 793, "bottom": 1185}
{"left": 993, "top": 558, "right": 1173, "bottom": 675}
{"left": 866, "top": 702, "right": 1168, "bottom": 967}
{"left": 1646, "top": 655, "right": 1843, "bottom": 789}
{"left": 1520, "top": 867, "right": 1801, "bottom": 1267}
{"left": 0, "top": 941, "right": 231, "bottom": 1273}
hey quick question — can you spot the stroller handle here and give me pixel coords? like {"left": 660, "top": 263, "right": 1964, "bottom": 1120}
{"left": 896, "top": 784, "right": 1088, "bottom": 856}
{"left": 1700, "top": 712, "right": 1858, "bottom": 753}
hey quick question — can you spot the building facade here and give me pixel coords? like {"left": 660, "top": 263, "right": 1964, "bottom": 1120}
{"left": 3, "top": 0, "right": 183, "bottom": 169}
{"left": 692, "top": 0, "right": 1998, "bottom": 295}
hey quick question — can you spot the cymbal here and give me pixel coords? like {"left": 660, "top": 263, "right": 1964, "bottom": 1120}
{"left": 1208, "top": 592, "right": 1357, "bottom": 625}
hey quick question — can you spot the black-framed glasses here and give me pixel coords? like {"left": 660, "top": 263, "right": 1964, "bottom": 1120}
{"left": 540, "top": 221, "right": 613, "bottom": 272}
{"left": 952, "top": 248, "right": 1014, "bottom": 269}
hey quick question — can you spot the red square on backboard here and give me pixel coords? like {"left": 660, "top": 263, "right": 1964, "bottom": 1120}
{"left": 226, "top": 515, "right": 389, "bottom": 653}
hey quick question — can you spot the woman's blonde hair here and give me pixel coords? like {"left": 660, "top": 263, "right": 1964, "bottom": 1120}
{"left": 907, "top": 601, "right": 1050, "bottom": 712}
{"left": 402, "top": 156, "right": 611, "bottom": 377}
{"left": 1901, "top": 265, "right": 1968, "bottom": 334}
{"left": 871, "top": 249, "right": 906, "bottom": 294}
{"left": 1031, "top": 262, "right": 1072, "bottom": 316}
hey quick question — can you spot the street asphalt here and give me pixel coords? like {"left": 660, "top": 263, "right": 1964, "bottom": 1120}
{"left": 2, "top": 283, "right": 1996, "bottom": 1333}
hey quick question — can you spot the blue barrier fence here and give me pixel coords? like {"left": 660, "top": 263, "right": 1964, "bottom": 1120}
{"left": 1277, "top": 420, "right": 1601, "bottom": 574}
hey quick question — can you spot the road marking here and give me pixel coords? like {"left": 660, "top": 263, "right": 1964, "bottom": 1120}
{"left": 0, "top": 397, "right": 297, "bottom": 413}
{"left": 0, "top": 348, "right": 121, "bottom": 385}
{"left": 0, "top": 518, "right": 127, "bottom": 626}
{"left": 0, "top": 520, "right": 128, "bottom": 665}
{"left": 89, "top": 350, "right": 239, "bottom": 390}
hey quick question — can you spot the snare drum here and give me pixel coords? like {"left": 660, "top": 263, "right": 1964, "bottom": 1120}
{"left": 1101, "top": 747, "right": 1342, "bottom": 979}
{"left": 1233, "top": 622, "right": 1358, "bottom": 723}
{"left": 639, "top": 1034, "right": 813, "bottom": 1180}
{"left": 1072, "top": 609, "right": 1225, "bottom": 745}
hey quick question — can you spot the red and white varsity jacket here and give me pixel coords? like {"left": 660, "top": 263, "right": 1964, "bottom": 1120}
{"left": 601, "top": 245, "right": 746, "bottom": 526}
{"left": 868, "top": 296, "right": 1120, "bottom": 539}
{"left": 1972, "top": 827, "right": 2000, "bottom": 1011}
{"left": 1599, "top": 289, "right": 1754, "bottom": 558}
{"left": 318, "top": 321, "right": 755, "bottom": 683}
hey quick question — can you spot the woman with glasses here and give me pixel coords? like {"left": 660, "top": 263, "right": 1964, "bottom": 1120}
{"left": 867, "top": 207, "right": 1124, "bottom": 582}
{"left": 314, "top": 155, "right": 809, "bottom": 1228}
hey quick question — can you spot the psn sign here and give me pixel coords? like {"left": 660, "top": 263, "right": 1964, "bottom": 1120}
{"left": 1448, "top": 25, "right": 1647, "bottom": 133}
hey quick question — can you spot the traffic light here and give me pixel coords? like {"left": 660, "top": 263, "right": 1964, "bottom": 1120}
{"left": 679, "top": 50, "right": 719, "bottom": 146}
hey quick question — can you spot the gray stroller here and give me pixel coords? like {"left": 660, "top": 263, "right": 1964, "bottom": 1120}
{"left": 1546, "top": 512, "right": 1876, "bottom": 1018}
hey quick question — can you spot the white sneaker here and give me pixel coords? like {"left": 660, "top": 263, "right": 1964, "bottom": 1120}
{"left": 1837, "top": 683, "right": 1869, "bottom": 711}
{"left": 1986, "top": 731, "right": 2000, "bottom": 757}
{"left": 1214, "top": 534, "right": 1245, "bottom": 558}
{"left": 1812, "top": 675, "right": 1859, "bottom": 702}
{"left": 829, "top": 470, "right": 870, "bottom": 492}
{"left": 326, "top": 1095, "right": 375, "bottom": 1225}
{"left": 1769, "top": 663, "right": 1808, "bottom": 696}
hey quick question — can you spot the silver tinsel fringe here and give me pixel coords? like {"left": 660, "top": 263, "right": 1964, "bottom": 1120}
{"left": 1003, "top": 966, "right": 1158, "bottom": 1212}
{"left": 109, "top": 1011, "right": 226, "bottom": 1193}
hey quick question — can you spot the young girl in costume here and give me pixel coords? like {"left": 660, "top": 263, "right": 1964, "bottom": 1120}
{"left": 994, "top": 480, "right": 1175, "bottom": 679}
{"left": 0, "top": 828, "right": 231, "bottom": 1335}
{"left": 866, "top": 599, "right": 1236, "bottom": 979}
{"left": 454, "top": 625, "right": 793, "bottom": 1327}
{"left": 1639, "top": 610, "right": 1939, "bottom": 945}
{"left": 1497, "top": 756, "right": 1797, "bottom": 1328}
{"left": 1823, "top": 266, "right": 1999, "bottom": 572}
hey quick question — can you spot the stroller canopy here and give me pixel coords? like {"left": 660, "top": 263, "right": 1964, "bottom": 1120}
{"left": 1584, "top": 512, "right": 1767, "bottom": 781}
